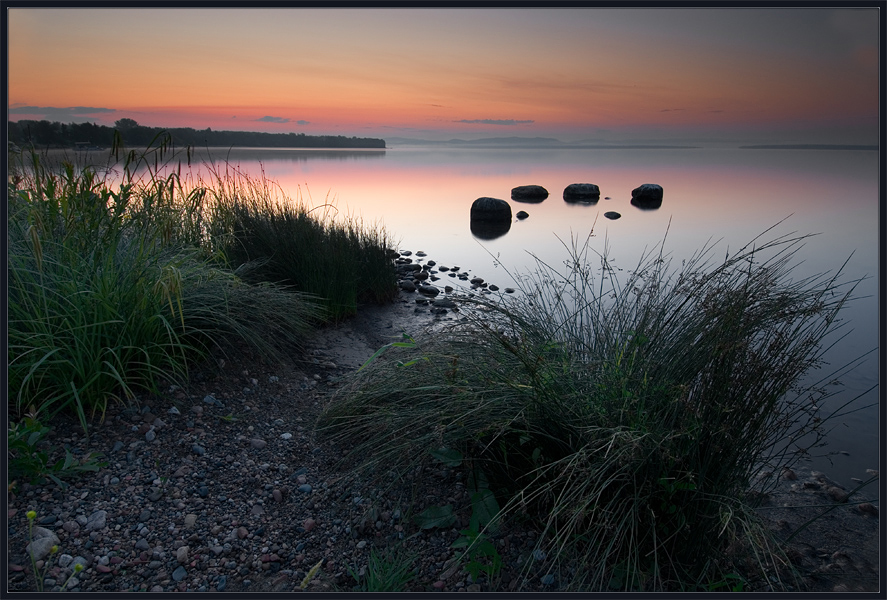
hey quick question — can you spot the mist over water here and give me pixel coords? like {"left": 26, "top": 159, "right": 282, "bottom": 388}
{"left": 91, "top": 143, "right": 881, "bottom": 484}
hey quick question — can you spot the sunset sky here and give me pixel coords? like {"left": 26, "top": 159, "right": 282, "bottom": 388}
{"left": 7, "top": 7, "right": 881, "bottom": 145}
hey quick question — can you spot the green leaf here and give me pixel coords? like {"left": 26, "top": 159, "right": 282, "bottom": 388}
{"left": 414, "top": 504, "right": 456, "bottom": 529}
{"left": 467, "top": 468, "right": 489, "bottom": 493}
{"left": 469, "top": 489, "right": 500, "bottom": 532}
{"left": 429, "top": 448, "right": 463, "bottom": 467}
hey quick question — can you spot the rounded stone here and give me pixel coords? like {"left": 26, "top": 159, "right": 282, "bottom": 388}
{"left": 511, "top": 185, "right": 549, "bottom": 202}
{"left": 630, "top": 183, "right": 663, "bottom": 208}
{"left": 563, "top": 183, "right": 600, "bottom": 202}
{"left": 604, "top": 211, "right": 621, "bottom": 220}
{"left": 516, "top": 210, "right": 529, "bottom": 220}
{"left": 470, "top": 197, "right": 511, "bottom": 222}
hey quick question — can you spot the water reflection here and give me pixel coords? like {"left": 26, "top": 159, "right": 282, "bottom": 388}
{"left": 470, "top": 219, "right": 512, "bottom": 240}
{"left": 630, "top": 198, "right": 662, "bottom": 210}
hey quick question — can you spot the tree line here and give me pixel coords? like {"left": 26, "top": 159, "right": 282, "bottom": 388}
{"left": 7, "top": 119, "right": 386, "bottom": 149}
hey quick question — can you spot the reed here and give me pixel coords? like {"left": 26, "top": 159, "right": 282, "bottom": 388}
{"left": 317, "top": 223, "right": 864, "bottom": 591}
{"left": 201, "top": 162, "right": 398, "bottom": 322}
{"left": 7, "top": 144, "right": 322, "bottom": 429}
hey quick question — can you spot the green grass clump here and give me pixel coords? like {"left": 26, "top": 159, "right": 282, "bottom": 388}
{"left": 318, "top": 224, "right": 863, "bottom": 591}
{"left": 7, "top": 143, "right": 323, "bottom": 430}
{"left": 204, "top": 164, "right": 398, "bottom": 322}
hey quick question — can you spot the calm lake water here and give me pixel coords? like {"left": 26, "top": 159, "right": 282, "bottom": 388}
{"left": 70, "top": 143, "right": 882, "bottom": 485}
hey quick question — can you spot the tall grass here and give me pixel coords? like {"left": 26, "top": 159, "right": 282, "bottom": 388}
{"left": 7, "top": 142, "right": 325, "bottom": 429}
{"left": 202, "top": 162, "right": 398, "bottom": 321}
{"left": 317, "top": 223, "right": 864, "bottom": 591}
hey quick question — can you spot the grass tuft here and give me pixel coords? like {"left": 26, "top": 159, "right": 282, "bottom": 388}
{"left": 7, "top": 139, "right": 382, "bottom": 430}
{"left": 317, "top": 222, "right": 864, "bottom": 591}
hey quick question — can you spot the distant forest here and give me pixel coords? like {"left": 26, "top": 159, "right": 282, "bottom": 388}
{"left": 7, "top": 119, "right": 386, "bottom": 149}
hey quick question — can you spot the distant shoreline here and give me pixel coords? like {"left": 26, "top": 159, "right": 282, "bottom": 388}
{"left": 739, "top": 144, "right": 877, "bottom": 151}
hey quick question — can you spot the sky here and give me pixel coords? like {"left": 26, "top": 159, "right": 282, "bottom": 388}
{"left": 6, "top": 7, "right": 881, "bottom": 145}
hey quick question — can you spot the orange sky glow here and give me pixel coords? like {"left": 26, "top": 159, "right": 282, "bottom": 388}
{"left": 7, "top": 7, "right": 881, "bottom": 144}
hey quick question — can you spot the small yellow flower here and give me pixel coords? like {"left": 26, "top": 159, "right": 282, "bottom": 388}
{"left": 51, "top": 545, "right": 59, "bottom": 554}
{"left": 26, "top": 510, "right": 36, "bottom": 521}
{"left": 73, "top": 564, "right": 84, "bottom": 572}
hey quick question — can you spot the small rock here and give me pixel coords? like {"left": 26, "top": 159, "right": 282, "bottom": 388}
{"left": 183, "top": 514, "right": 198, "bottom": 529}
{"left": 85, "top": 510, "right": 107, "bottom": 531}
{"left": 250, "top": 439, "right": 267, "bottom": 450}
{"left": 237, "top": 527, "right": 249, "bottom": 539}
{"left": 172, "top": 565, "right": 188, "bottom": 582}
{"left": 280, "top": 433, "right": 293, "bottom": 440}
{"left": 192, "top": 444, "right": 206, "bottom": 456}
{"left": 858, "top": 502, "right": 878, "bottom": 516}
{"left": 303, "top": 518, "right": 316, "bottom": 532}
{"left": 298, "top": 484, "right": 312, "bottom": 494}
{"left": 62, "top": 521, "right": 80, "bottom": 534}
{"left": 604, "top": 211, "right": 621, "bottom": 220}
{"left": 145, "top": 429, "right": 156, "bottom": 442}
{"left": 272, "top": 489, "right": 284, "bottom": 503}
{"left": 26, "top": 535, "right": 60, "bottom": 561}
{"left": 176, "top": 546, "right": 190, "bottom": 564}
{"left": 826, "top": 486, "right": 849, "bottom": 503}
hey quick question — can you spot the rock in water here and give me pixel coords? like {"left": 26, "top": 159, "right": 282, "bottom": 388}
{"left": 470, "top": 197, "right": 511, "bottom": 222}
{"left": 516, "top": 210, "right": 529, "bottom": 220}
{"left": 630, "top": 183, "right": 663, "bottom": 209}
{"left": 604, "top": 211, "right": 621, "bottom": 220}
{"left": 511, "top": 185, "right": 548, "bottom": 202}
{"left": 563, "top": 183, "right": 601, "bottom": 202}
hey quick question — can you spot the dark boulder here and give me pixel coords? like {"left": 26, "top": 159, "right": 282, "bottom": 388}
{"left": 399, "top": 280, "right": 417, "bottom": 292}
{"left": 516, "top": 210, "right": 529, "bottom": 220}
{"left": 470, "top": 197, "right": 512, "bottom": 222}
{"left": 630, "top": 183, "right": 663, "bottom": 209}
{"left": 604, "top": 211, "right": 621, "bottom": 220}
{"left": 511, "top": 185, "right": 549, "bottom": 203}
{"left": 563, "top": 183, "right": 601, "bottom": 202}
{"left": 418, "top": 285, "right": 440, "bottom": 297}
